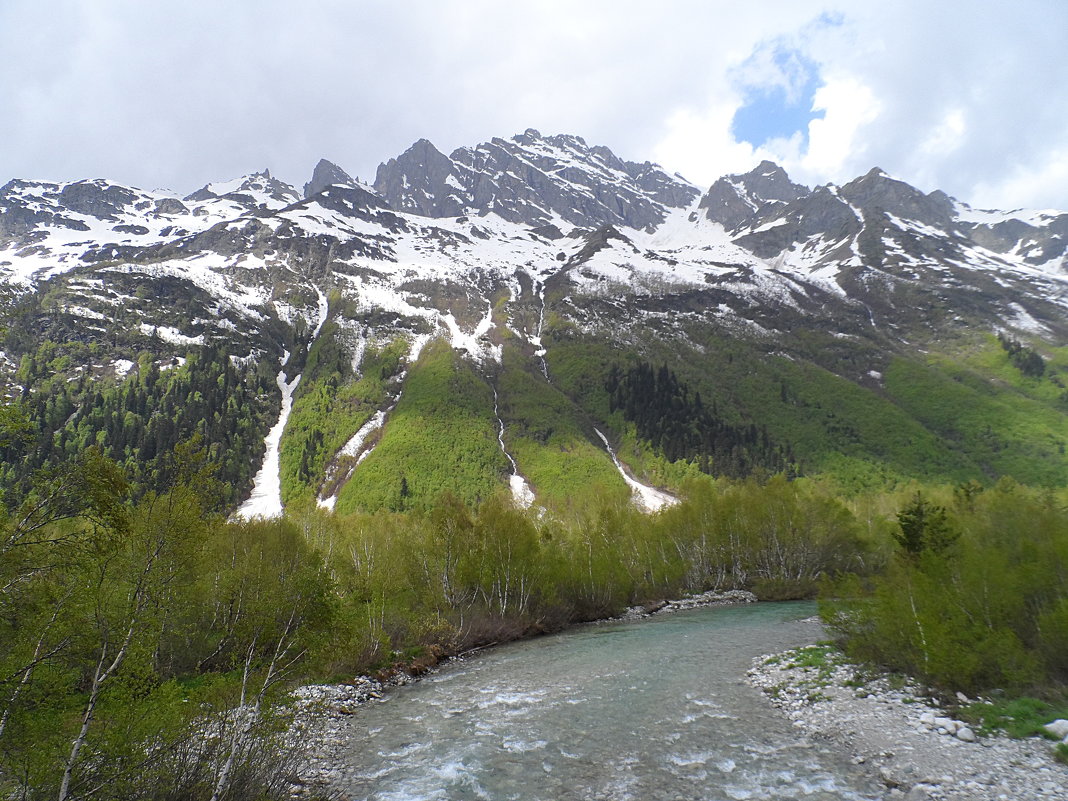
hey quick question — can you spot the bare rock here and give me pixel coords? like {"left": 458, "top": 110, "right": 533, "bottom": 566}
{"left": 1043, "top": 719, "right": 1068, "bottom": 740}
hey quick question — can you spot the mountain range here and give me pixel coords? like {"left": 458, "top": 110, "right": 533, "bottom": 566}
{"left": 2, "top": 128, "right": 1066, "bottom": 515}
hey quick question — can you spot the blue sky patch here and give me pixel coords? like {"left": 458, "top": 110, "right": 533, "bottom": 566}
{"left": 731, "top": 46, "right": 825, "bottom": 150}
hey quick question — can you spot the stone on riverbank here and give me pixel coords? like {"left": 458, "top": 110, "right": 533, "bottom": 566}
{"left": 1043, "top": 719, "right": 1068, "bottom": 740}
{"left": 747, "top": 646, "right": 1068, "bottom": 800}
{"left": 621, "top": 589, "right": 757, "bottom": 619}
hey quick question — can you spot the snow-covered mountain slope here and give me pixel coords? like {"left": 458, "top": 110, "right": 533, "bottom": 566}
{"left": 5, "top": 132, "right": 1066, "bottom": 359}
{"left": 0, "top": 171, "right": 303, "bottom": 287}
{"left": 3, "top": 131, "right": 1067, "bottom": 514}
{"left": 373, "top": 128, "right": 701, "bottom": 230}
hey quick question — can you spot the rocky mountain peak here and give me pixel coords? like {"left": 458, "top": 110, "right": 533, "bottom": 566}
{"left": 514, "top": 128, "right": 544, "bottom": 144}
{"left": 373, "top": 130, "right": 699, "bottom": 230}
{"left": 699, "top": 161, "right": 809, "bottom": 230}
{"left": 738, "top": 161, "right": 808, "bottom": 203}
{"left": 183, "top": 171, "right": 300, "bottom": 211}
{"left": 304, "top": 159, "right": 358, "bottom": 198}
{"left": 373, "top": 138, "right": 460, "bottom": 217}
{"left": 839, "top": 167, "right": 954, "bottom": 226}
{"left": 57, "top": 179, "right": 140, "bottom": 220}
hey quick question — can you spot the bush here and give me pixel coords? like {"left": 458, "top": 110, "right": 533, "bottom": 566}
{"left": 823, "top": 481, "right": 1068, "bottom": 692}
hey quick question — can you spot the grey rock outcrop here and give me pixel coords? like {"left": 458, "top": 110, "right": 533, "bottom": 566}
{"left": 962, "top": 211, "right": 1068, "bottom": 265}
{"left": 838, "top": 167, "right": 955, "bottom": 228}
{"left": 58, "top": 179, "right": 138, "bottom": 219}
{"left": 304, "top": 159, "right": 359, "bottom": 199}
{"left": 373, "top": 129, "right": 700, "bottom": 230}
{"left": 732, "top": 185, "right": 861, "bottom": 259}
{"left": 373, "top": 139, "right": 464, "bottom": 218}
{"left": 699, "top": 177, "right": 761, "bottom": 230}
{"left": 184, "top": 170, "right": 300, "bottom": 209}
{"left": 152, "top": 197, "right": 190, "bottom": 216}
{"left": 699, "top": 160, "right": 809, "bottom": 230}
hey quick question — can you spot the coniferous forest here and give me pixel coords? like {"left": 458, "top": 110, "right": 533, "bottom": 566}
{"left": 606, "top": 361, "right": 796, "bottom": 477}
{"left": 0, "top": 342, "right": 279, "bottom": 511}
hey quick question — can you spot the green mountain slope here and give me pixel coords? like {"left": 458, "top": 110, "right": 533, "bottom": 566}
{"left": 335, "top": 340, "right": 509, "bottom": 513}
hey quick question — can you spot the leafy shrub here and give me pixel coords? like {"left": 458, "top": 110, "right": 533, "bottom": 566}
{"left": 823, "top": 481, "right": 1068, "bottom": 692}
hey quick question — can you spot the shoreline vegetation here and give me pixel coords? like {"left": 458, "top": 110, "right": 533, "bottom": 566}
{"left": 2, "top": 439, "right": 1067, "bottom": 800}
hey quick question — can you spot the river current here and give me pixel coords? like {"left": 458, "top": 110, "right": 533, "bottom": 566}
{"left": 328, "top": 603, "right": 885, "bottom": 800}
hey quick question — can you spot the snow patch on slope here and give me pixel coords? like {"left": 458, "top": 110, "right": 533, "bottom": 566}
{"left": 493, "top": 387, "right": 534, "bottom": 508}
{"left": 235, "top": 363, "right": 300, "bottom": 520}
{"left": 594, "top": 428, "right": 676, "bottom": 513}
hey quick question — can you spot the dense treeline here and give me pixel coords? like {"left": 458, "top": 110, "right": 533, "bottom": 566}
{"left": 824, "top": 481, "right": 1068, "bottom": 693}
{"left": 0, "top": 443, "right": 334, "bottom": 801}
{"left": 998, "top": 332, "right": 1046, "bottom": 378}
{"left": 0, "top": 343, "right": 278, "bottom": 511}
{"left": 605, "top": 361, "right": 796, "bottom": 478}
{"left": 1, "top": 435, "right": 875, "bottom": 800}
{"left": 305, "top": 473, "right": 869, "bottom": 660}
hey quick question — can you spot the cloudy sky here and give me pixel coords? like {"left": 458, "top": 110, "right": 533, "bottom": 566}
{"left": 2, "top": 0, "right": 1066, "bottom": 210}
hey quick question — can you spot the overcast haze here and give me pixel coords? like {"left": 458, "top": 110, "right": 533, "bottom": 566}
{"left": 2, "top": 0, "right": 1066, "bottom": 210}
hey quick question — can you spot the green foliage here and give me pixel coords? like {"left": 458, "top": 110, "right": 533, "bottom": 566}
{"left": 496, "top": 342, "right": 626, "bottom": 510}
{"left": 279, "top": 338, "right": 406, "bottom": 505}
{"left": 0, "top": 448, "right": 335, "bottom": 801}
{"left": 823, "top": 481, "right": 1068, "bottom": 693}
{"left": 0, "top": 342, "right": 278, "bottom": 511}
{"left": 652, "top": 475, "right": 870, "bottom": 599}
{"left": 0, "top": 402, "right": 32, "bottom": 452}
{"left": 289, "top": 470, "right": 880, "bottom": 674}
{"left": 335, "top": 340, "right": 509, "bottom": 513}
{"left": 547, "top": 328, "right": 1068, "bottom": 493}
{"left": 998, "top": 332, "right": 1046, "bottom": 378}
{"left": 893, "top": 492, "right": 958, "bottom": 557}
{"left": 958, "top": 696, "right": 1068, "bottom": 739}
{"left": 605, "top": 360, "right": 795, "bottom": 477}
{"left": 884, "top": 354, "right": 1068, "bottom": 487}
{"left": 778, "top": 643, "right": 846, "bottom": 688}
{"left": 787, "top": 643, "right": 838, "bottom": 670}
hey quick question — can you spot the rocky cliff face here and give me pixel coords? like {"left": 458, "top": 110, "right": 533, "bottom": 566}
{"left": 3, "top": 129, "right": 1067, "bottom": 370}
{"left": 303, "top": 159, "right": 360, "bottom": 199}
{"left": 373, "top": 128, "right": 701, "bottom": 230}
{"left": 3, "top": 131, "right": 1066, "bottom": 362}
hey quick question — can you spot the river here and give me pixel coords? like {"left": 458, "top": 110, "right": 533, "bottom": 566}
{"left": 326, "top": 603, "right": 885, "bottom": 800}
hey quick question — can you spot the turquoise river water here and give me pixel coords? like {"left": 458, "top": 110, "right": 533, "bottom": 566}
{"left": 328, "top": 602, "right": 885, "bottom": 800}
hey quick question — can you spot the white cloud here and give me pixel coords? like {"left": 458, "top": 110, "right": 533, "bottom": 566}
{"left": 1, "top": 0, "right": 1066, "bottom": 209}
{"left": 652, "top": 100, "right": 762, "bottom": 186}
{"left": 971, "top": 147, "right": 1068, "bottom": 211}
{"left": 793, "top": 76, "right": 881, "bottom": 181}
{"left": 649, "top": 0, "right": 1068, "bottom": 207}
{"left": 919, "top": 108, "right": 967, "bottom": 160}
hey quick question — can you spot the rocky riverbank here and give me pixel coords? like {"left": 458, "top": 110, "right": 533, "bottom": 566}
{"left": 747, "top": 638, "right": 1068, "bottom": 800}
{"left": 618, "top": 587, "right": 758, "bottom": 619}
